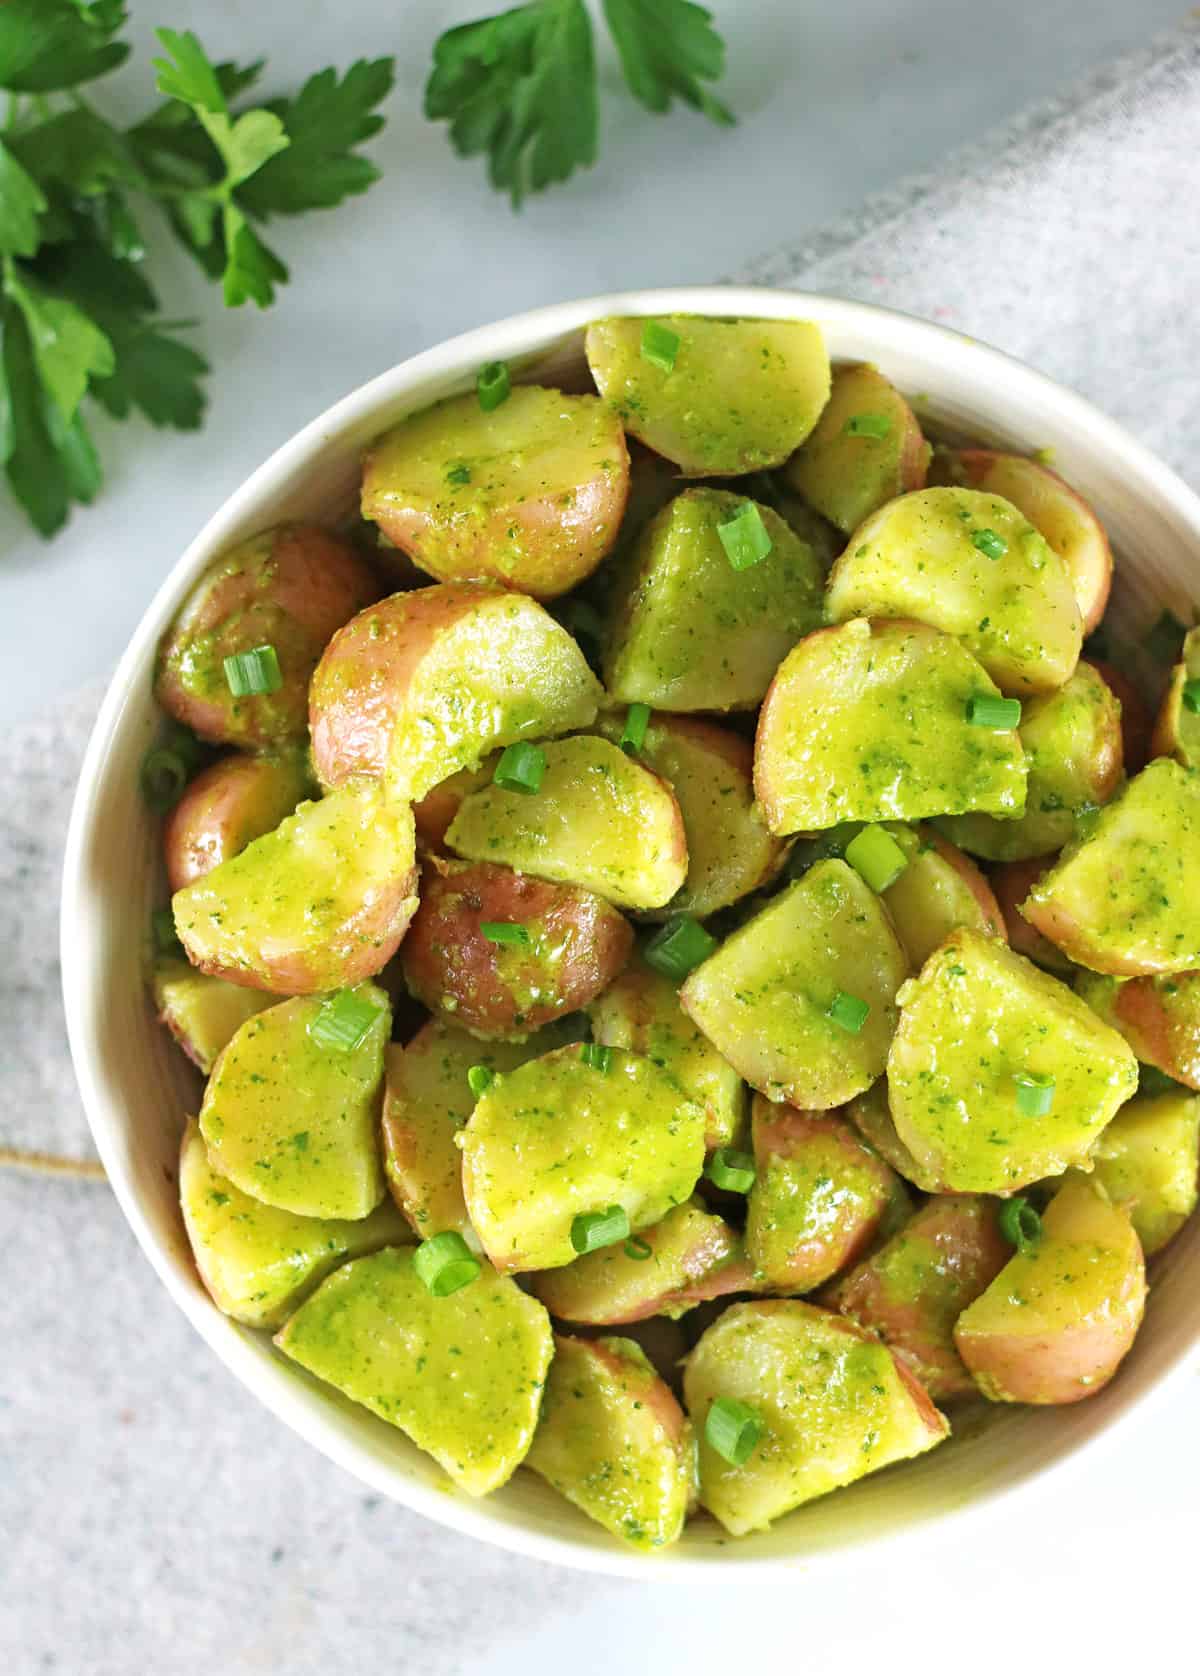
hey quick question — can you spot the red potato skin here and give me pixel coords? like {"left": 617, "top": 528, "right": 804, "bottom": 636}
{"left": 1019, "top": 894, "right": 1163, "bottom": 979}
{"left": 1091, "top": 660, "right": 1150, "bottom": 775}
{"left": 918, "top": 825, "right": 1005, "bottom": 937}
{"left": 537, "top": 1216, "right": 753, "bottom": 1326}
{"left": 572, "top": 1336, "right": 690, "bottom": 1446}
{"left": 991, "top": 857, "right": 1074, "bottom": 971}
{"left": 1101, "top": 971, "right": 1200, "bottom": 1089}
{"left": 400, "top": 859, "right": 634, "bottom": 1039}
{"left": 411, "top": 766, "right": 489, "bottom": 852}
{"left": 163, "top": 753, "right": 308, "bottom": 893}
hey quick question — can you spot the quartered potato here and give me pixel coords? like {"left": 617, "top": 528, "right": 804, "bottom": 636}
{"left": 683, "top": 1301, "right": 949, "bottom": 1536}
{"left": 1089, "top": 1089, "right": 1200, "bottom": 1253}
{"left": 1077, "top": 969, "right": 1200, "bottom": 1089}
{"left": 589, "top": 952, "right": 747, "bottom": 1151}
{"left": 173, "top": 779, "right": 418, "bottom": 995}
{"left": 595, "top": 711, "right": 788, "bottom": 919}
{"left": 151, "top": 956, "right": 275, "bottom": 1074}
{"left": 878, "top": 822, "right": 1004, "bottom": 969}
{"left": 1151, "top": 625, "right": 1200, "bottom": 767}
{"left": 400, "top": 859, "right": 633, "bottom": 1040}
{"left": 445, "top": 735, "right": 688, "bottom": 912}
{"left": 954, "top": 1176, "right": 1146, "bottom": 1404}
{"left": 888, "top": 930, "right": 1137, "bottom": 1193}
{"left": 745, "top": 1098, "right": 899, "bottom": 1292}
{"left": 460, "top": 1043, "right": 707, "bottom": 1272}
{"left": 845, "top": 1079, "right": 943, "bottom": 1193}
{"left": 823, "top": 1195, "right": 1010, "bottom": 1403}
{"left": 526, "top": 1335, "right": 697, "bottom": 1550}
{"left": 603, "top": 488, "right": 823, "bottom": 712}
{"left": 991, "top": 857, "right": 1075, "bottom": 972}
{"left": 532, "top": 1201, "right": 750, "bottom": 1325}
{"left": 680, "top": 860, "right": 909, "bottom": 1109}
{"left": 938, "top": 661, "right": 1124, "bottom": 861}
{"left": 754, "top": 618, "right": 1027, "bottom": 836}
{"left": 826, "top": 487, "right": 1083, "bottom": 694}
{"left": 180, "top": 1118, "right": 410, "bottom": 1329}
{"left": 783, "top": 362, "right": 931, "bottom": 533}
{"left": 163, "top": 748, "right": 312, "bottom": 892}
{"left": 931, "top": 449, "right": 1112, "bottom": 634}
{"left": 360, "top": 386, "right": 630, "bottom": 599}
{"left": 156, "top": 525, "right": 379, "bottom": 747}
{"left": 309, "top": 583, "right": 603, "bottom": 799}
{"left": 199, "top": 985, "right": 389, "bottom": 1219}
{"left": 1022, "top": 760, "right": 1200, "bottom": 974}
{"left": 585, "top": 315, "right": 831, "bottom": 475}
{"left": 276, "top": 1246, "right": 553, "bottom": 1495}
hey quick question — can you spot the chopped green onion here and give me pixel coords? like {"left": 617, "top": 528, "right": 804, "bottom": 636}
{"left": 1014, "top": 1071, "right": 1055, "bottom": 1116}
{"left": 477, "top": 360, "right": 511, "bottom": 411}
{"left": 620, "top": 702, "right": 651, "bottom": 756}
{"left": 717, "top": 501, "right": 773, "bottom": 572}
{"left": 828, "top": 990, "right": 869, "bottom": 1034}
{"left": 704, "top": 1148, "right": 756, "bottom": 1194}
{"left": 641, "top": 319, "right": 681, "bottom": 373}
{"left": 999, "top": 1195, "right": 1042, "bottom": 1254}
{"left": 413, "top": 1232, "right": 482, "bottom": 1297}
{"left": 705, "top": 1397, "right": 763, "bottom": 1466}
{"left": 843, "top": 413, "right": 892, "bottom": 440}
{"left": 151, "top": 907, "right": 180, "bottom": 953}
{"left": 1147, "top": 608, "right": 1188, "bottom": 666}
{"left": 644, "top": 915, "right": 717, "bottom": 983}
{"left": 141, "top": 725, "right": 204, "bottom": 812}
{"left": 1183, "top": 678, "right": 1200, "bottom": 715}
{"left": 571, "top": 1204, "right": 630, "bottom": 1255}
{"left": 971, "top": 528, "right": 1008, "bottom": 561}
{"left": 623, "top": 1236, "right": 653, "bottom": 1261}
{"left": 480, "top": 921, "right": 530, "bottom": 947}
{"left": 307, "top": 988, "right": 385, "bottom": 1052}
{"left": 223, "top": 644, "right": 283, "bottom": 699}
{"left": 467, "top": 1064, "right": 494, "bottom": 1098}
{"left": 580, "top": 1041, "right": 613, "bottom": 1072}
{"left": 966, "top": 695, "right": 1022, "bottom": 729}
{"left": 845, "top": 825, "right": 910, "bottom": 893}
{"left": 446, "top": 462, "right": 472, "bottom": 485}
{"left": 493, "top": 741, "right": 546, "bottom": 794}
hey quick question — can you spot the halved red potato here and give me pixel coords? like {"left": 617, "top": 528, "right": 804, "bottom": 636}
{"left": 172, "top": 780, "right": 418, "bottom": 994}
{"left": 889, "top": 929, "right": 1138, "bottom": 1193}
{"left": 526, "top": 1334, "right": 696, "bottom": 1550}
{"left": 680, "top": 860, "right": 909, "bottom": 1110}
{"left": 783, "top": 362, "right": 930, "bottom": 534}
{"left": 683, "top": 1300, "right": 948, "bottom": 1535}
{"left": 931, "top": 449, "right": 1112, "bottom": 634}
{"left": 446, "top": 735, "right": 688, "bottom": 913}
{"left": 1022, "top": 760, "right": 1200, "bottom": 975}
{"left": 1090, "top": 1089, "right": 1200, "bottom": 1254}
{"left": 603, "top": 488, "right": 824, "bottom": 713}
{"left": 745, "top": 1098, "right": 898, "bottom": 1292}
{"left": 879, "top": 822, "right": 1004, "bottom": 969}
{"left": 596, "top": 710, "right": 787, "bottom": 919}
{"left": 1075, "top": 968, "right": 1200, "bottom": 1090}
{"left": 1090, "top": 659, "right": 1150, "bottom": 775}
{"left": 954, "top": 1176, "right": 1146, "bottom": 1404}
{"left": 823, "top": 1195, "right": 1010, "bottom": 1403}
{"left": 155, "top": 525, "right": 379, "bottom": 746}
{"left": 309, "top": 583, "right": 602, "bottom": 800}
{"left": 754, "top": 618, "right": 1027, "bottom": 836}
{"left": 411, "top": 760, "right": 494, "bottom": 851}
{"left": 532, "top": 1201, "right": 750, "bottom": 1325}
{"left": 360, "top": 386, "right": 630, "bottom": 599}
{"left": 585, "top": 315, "right": 831, "bottom": 476}
{"left": 400, "top": 859, "right": 632, "bottom": 1040}
{"left": 1151, "top": 625, "right": 1200, "bottom": 767}
{"left": 826, "top": 487, "right": 1083, "bottom": 695}
{"left": 845, "top": 1079, "right": 943, "bottom": 1192}
{"left": 163, "top": 749, "right": 312, "bottom": 893}
{"left": 151, "top": 956, "right": 275, "bottom": 1074}
{"left": 991, "top": 857, "right": 1075, "bottom": 972}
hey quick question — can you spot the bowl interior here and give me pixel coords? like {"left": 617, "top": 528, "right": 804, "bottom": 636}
{"left": 62, "top": 286, "right": 1200, "bottom": 1577}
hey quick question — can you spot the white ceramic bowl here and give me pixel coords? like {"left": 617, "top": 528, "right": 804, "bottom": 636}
{"left": 63, "top": 286, "right": 1200, "bottom": 1577}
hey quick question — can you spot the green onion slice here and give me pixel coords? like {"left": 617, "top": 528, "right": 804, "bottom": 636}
{"left": 141, "top": 725, "right": 204, "bottom": 813}
{"left": 717, "top": 501, "right": 773, "bottom": 572}
{"left": 828, "top": 990, "right": 869, "bottom": 1034}
{"left": 999, "top": 1195, "right": 1042, "bottom": 1254}
{"left": 844, "top": 824, "right": 910, "bottom": 893}
{"left": 480, "top": 921, "right": 530, "bottom": 947}
{"left": 1014, "top": 1071, "right": 1055, "bottom": 1116}
{"left": 971, "top": 528, "right": 1008, "bottom": 560}
{"left": 446, "top": 462, "right": 472, "bottom": 485}
{"left": 223, "top": 644, "right": 282, "bottom": 698}
{"left": 307, "top": 988, "right": 384, "bottom": 1052}
{"left": 493, "top": 741, "right": 546, "bottom": 794}
{"left": 967, "top": 695, "right": 1022, "bottom": 729}
{"left": 580, "top": 1042, "right": 612, "bottom": 1072}
{"left": 704, "top": 1148, "right": 756, "bottom": 1194}
{"left": 843, "top": 413, "right": 892, "bottom": 440}
{"left": 705, "top": 1397, "right": 763, "bottom": 1466}
{"left": 477, "top": 360, "right": 511, "bottom": 412}
{"left": 644, "top": 915, "right": 717, "bottom": 983}
{"left": 467, "top": 1064, "right": 494, "bottom": 1098}
{"left": 413, "top": 1232, "right": 482, "bottom": 1297}
{"left": 570, "top": 1204, "right": 631, "bottom": 1255}
{"left": 620, "top": 702, "right": 651, "bottom": 756}
{"left": 641, "top": 319, "right": 681, "bottom": 373}
{"left": 623, "top": 1236, "right": 653, "bottom": 1261}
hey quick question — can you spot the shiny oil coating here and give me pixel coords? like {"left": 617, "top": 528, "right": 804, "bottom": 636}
{"left": 680, "top": 860, "right": 909, "bottom": 1110}
{"left": 459, "top": 1043, "right": 706, "bottom": 1272}
{"left": 880, "top": 823, "right": 1002, "bottom": 969}
{"left": 164, "top": 747, "right": 313, "bottom": 893}
{"left": 683, "top": 1300, "right": 947, "bottom": 1536}
{"left": 1076, "top": 968, "right": 1200, "bottom": 1090}
{"left": 783, "top": 363, "right": 930, "bottom": 534}
{"left": 888, "top": 929, "right": 1137, "bottom": 1193}
{"left": 199, "top": 984, "right": 390, "bottom": 1219}
{"left": 526, "top": 1335, "right": 696, "bottom": 1550}
{"left": 1089, "top": 1091, "right": 1200, "bottom": 1255}
{"left": 275, "top": 1246, "right": 553, "bottom": 1496}
{"left": 179, "top": 1119, "right": 411, "bottom": 1329}
{"left": 446, "top": 734, "right": 688, "bottom": 912}
{"left": 586, "top": 315, "right": 830, "bottom": 476}
{"left": 152, "top": 955, "right": 275, "bottom": 1074}
{"left": 826, "top": 486, "right": 1083, "bottom": 694}
{"left": 604, "top": 488, "right": 823, "bottom": 713}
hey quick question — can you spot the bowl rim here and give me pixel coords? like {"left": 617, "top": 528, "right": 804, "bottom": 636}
{"left": 61, "top": 283, "right": 1200, "bottom": 1579}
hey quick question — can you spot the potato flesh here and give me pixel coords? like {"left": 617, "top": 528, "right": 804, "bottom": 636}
{"left": 1151, "top": 626, "right": 1200, "bottom": 767}
{"left": 826, "top": 487, "right": 1083, "bottom": 694}
{"left": 683, "top": 1300, "right": 948, "bottom": 1536}
{"left": 754, "top": 618, "right": 1027, "bottom": 836}
{"left": 680, "top": 860, "right": 909, "bottom": 1110}
{"left": 460, "top": 1044, "right": 706, "bottom": 1272}
{"left": 526, "top": 1335, "right": 696, "bottom": 1550}
{"left": 603, "top": 488, "right": 824, "bottom": 713}
{"left": 152, "top": 956, "right": 274, "bottom": 1074}
{"left": 783, "top": 363, "right": 930, "bottom": 533}
{"left": 1089, "top": 1090, "right": 1200, "bottom": 1254}
{"left": 888, "top": 930, "right": 1138, "bottom": 1193}
{"left": 585, "top": 315, "right": 831, "bottom": 476}
{"left": 446, "top": 734, "right": 687, "bottom": 912}
{"left": 845, "top": 1080, "right": 942, "bottom": 1192}
{"left": 275, "top": 1247, "right": 553, "bottom": 1495}
{"left": 878, "top": 823, "right": 1003, "bottom": 969}
{"left": 179, "top": 1119, "right": 411, "bottom": 1329}
{"left": 200, "top": 985, "right": 389, "bottom": 1219}
{"left": 360, "top": 386, "right": 630, "bottom": 599}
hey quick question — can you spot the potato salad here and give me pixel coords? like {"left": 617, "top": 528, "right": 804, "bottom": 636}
{"left": 145, "top": 314, "right": 1200, "bottom": 1551}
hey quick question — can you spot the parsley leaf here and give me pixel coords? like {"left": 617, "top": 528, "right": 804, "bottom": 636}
{"left": 91, "top": 324, "right": 208, "bottom": 430}
{"left": 0, "top": 302, "right": 78, "bottom": 535}
{"left": 0, "top": 141, "right": 49, "bottom": 259}
{"left": 0, "top": 0, "right": 130, "bottom": 94}
{"left": 2, "top": 266, "right": 114, "bottom": 420}
{"left": 221, "top": 205, "right": 289, "bottom": 308}
{"left": 602, "top": 0, "right": 734, "bottom": 124}
{"left": 239, "top": 59, "right": 395, "bottom": 215}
